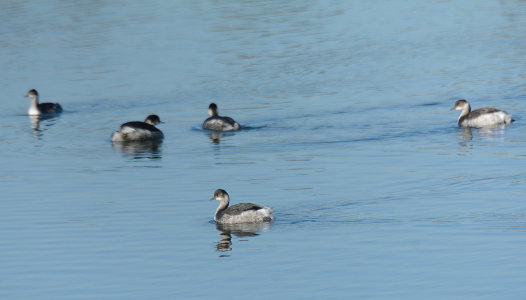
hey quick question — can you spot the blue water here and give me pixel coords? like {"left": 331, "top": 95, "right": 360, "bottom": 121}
{"left": 2, "top": 1, "right": 526, "bottom": 299}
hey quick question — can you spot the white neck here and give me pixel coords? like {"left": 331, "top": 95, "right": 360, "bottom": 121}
{"left": 28, "top": 95, "right": 40, "bottom": 115}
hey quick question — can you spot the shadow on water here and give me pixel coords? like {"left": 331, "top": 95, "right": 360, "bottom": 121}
{"left": 111, "top": 140, "right": 163, "bottom": 160}
{"left": 214, "top": 222, "right": 271, "bottom": 257}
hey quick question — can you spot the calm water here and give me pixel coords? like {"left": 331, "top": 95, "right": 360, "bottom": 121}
{"left": 2, "top": 1, "right": 526, "bottom": 299}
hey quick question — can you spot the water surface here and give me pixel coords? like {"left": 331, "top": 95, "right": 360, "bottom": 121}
{"left": 1, "top": 1, "right": 526, "bottom": 299}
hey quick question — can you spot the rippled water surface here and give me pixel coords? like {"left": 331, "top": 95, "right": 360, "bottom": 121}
{"left": 2, "top": 1, "right": 526, "bottom": 299}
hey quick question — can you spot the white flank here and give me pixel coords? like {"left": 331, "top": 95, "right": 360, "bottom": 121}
{"left": 111, "top": 127, "right": 161, "bottom": 142}
{"left": 461, "top": 111, "right": 512, "bottom": 127}
{"left": 216, "top": 207, "right": 275, "bottom": 224}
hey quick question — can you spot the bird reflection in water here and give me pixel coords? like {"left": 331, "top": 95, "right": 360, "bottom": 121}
{"left": 111, "top": 140, "right": 163, "bottom": 160}
{"left": 29, "top": 115, "right": 59, "bottom": 138}
{"left": 457, "top": 126, "right": 509, "bottom": 154}
{"left": 207, "top": 131, "right": 235, "bottom": 144}
{"left": 458, "top": 126, "right": 508, "bottom": 142}
{"left": 215, "top": 222, "right": 271, "bottom": 256}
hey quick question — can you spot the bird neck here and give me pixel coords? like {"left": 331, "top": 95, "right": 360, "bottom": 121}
{"left": 458, "top": 104, "right": 471, "bottom": 120}
{"left": 215, "top": 198, "right": 230, "bottom": 220}
{"left": 30, "top": 95, "right": 39, "bottom": 107}
{"left": 209, "top": 108, "right": 218, "bottom": 117}
{"left": 28, "top": 96, "right": 40, "bottom": 115}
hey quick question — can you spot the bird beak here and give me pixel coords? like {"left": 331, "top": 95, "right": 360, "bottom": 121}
{"left": 209, "top": 197, "right": 216, "bottom": 200}
{"left": 450, "top": 107, "right": 456, "bottom": 111}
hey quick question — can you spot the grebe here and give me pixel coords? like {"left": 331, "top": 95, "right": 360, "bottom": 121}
{"left": 210, "top": 189, "right": 274, "bottom": 224}
{"left": 25, "top": 89, "right": 63, "bottom": 115}
{"left": 452, "top": 99, "right": 512, "bottom": 127}
{"left": 202, "top": 103, "right": 241, "bottom": 131}
{"left": 111, "top": 114, "right": 164, "bottom": 142}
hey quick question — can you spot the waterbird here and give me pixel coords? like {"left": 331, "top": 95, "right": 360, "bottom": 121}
{"left": 25, "top": 89, "right": 63, "bottom": 116}
{"left": 210, "top": 189, "right": 274, "bottom": 224}
{"left": 111, "top": 114, "right": 164, "bottom": 142}
{"left": 451, "top": 99, "right": 512, "bottom": 127}
{"left": 202, "top": 103, "right": 241, "bottom": 131}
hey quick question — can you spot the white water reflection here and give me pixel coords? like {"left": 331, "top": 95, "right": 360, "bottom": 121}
{"left": 28, "top": 115, "right": 61, "bottom": 139}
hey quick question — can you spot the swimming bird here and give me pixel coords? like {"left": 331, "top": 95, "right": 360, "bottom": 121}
{"left": 452, "top": 99, "right": 512, "bottom": 127}
{"left": 202, "top": 103, "right": 241, "bottom": 131}
{"left": 25, "top": 89, "right": 63, "bottom": 116}
{"left": 210, "top": 189, "right": 274, "bottom": 224}
{"left": 111, "top": 114, "right": 164, "bottom": 142}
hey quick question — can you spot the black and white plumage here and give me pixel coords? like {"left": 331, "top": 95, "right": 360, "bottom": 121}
{"left": 111, "top": 114, "right": 164, "bottom": 142}
{"left": 210, "top": 189, "right": 274, "bottom": 224}
{"left": 202, "top": 103, "right": 241, "bottom": 131}
{"left": 25, "top": 89, "right": 63, "bottom": 116}
{"left": 452, "top": 99, "right": 512, "bottom": 127}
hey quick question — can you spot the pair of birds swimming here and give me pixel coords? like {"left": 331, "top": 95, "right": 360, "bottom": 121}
{"left": 111, "top": 103, "right": 242, "bottom": 142}
{"left": 25, "top": 89, "right": 515, "bottom": 224}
